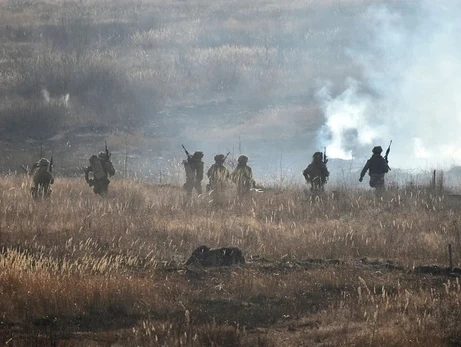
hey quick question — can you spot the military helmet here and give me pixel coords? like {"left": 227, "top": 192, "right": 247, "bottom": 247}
{"left": 38, "top": 158, "right": 49, "bottom": 167}
{"left": 238, "top": 155, "right": 248, "bottom": 164}
{"left": 214, "top": 154, "right": 225, "bottom": 163}
{"left": 192, "top": 151, "right": 203, "bottom": 159}
{"left": 98, "top": 151, "right": 109, "bottom": 160}
{"left": 372, "top": 146, "right": 383, "bottom": 154}
{"left": 313, "top": 152, "right": 323, "bottom": 160}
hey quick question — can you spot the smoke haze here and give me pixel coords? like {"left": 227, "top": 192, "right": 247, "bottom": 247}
{"left": 319, "top": 1, "right": 461, "bottom": 170}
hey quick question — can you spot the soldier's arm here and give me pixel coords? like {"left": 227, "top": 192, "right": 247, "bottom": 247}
{"left": 49, "top": 172, "right": 55, "bottom": 184}
{"left": 29, "top": 163, "right": 39, "bottom": 176}
{"left": 107, "top": 161, "right": 115, "bottom": 176}
{"left": 322, "top": 164, "right": 330, "bottom": 177}
{"left": 360, "top": 161, "right": 370, "bottom": 180}
{"left": 247, "top": 167, "right": 256, "bottom": 187}
{"left": 196, "top": 162, "right": 204, "bottom": 182}
{"left": 207, "top": 165, "right": 213, "bottom": 178}
{"left": 230, "top": 169, "right": 238, "bottom": 183}
{"left": 381, "top": 157, "right": 390, "bottom": 173}
{"left": 302, "top": 166, "right": 310, "bottom": 180}
{"left": 84, "top": 166, "right": 92, "bottom": 182}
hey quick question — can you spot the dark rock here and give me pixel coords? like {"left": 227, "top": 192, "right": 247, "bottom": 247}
{"left": 185, "top": 245, "right": 245, "bottom": 267}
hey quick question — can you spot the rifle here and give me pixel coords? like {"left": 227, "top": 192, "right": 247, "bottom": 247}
{"left": 384, "top": 140, "right": 392, "bottom": 163}
{"left": 323, "top": 147, "right": 328, "bottom": 164}
{"left": 182, "top": 144, "right": 192, "bottom": 159}
{"left": 49, "top": 152, "right": 54, "bottom": 173}
{"left": 223, "top": 152, "right": 230, "bottom": 162}
{"left": 105, "top": 140, "right": 111, "bottom": 159}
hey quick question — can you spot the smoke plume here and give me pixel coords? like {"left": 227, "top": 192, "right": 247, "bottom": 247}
{"left": 318, "top": 1, "right": 461, "bottom": 169}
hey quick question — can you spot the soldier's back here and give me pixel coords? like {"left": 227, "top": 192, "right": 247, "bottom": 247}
{"left": 368, "top": 156, "right": 388, "bottom": 174}
{"left": 33, "top": 168, "right": 54, "bottom": 185}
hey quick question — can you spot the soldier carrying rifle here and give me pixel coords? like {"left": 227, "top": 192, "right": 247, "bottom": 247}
{"left": 182, "top": 145, "right": 204, "bottom": 197}
{"left": 206, "top": 153, "right": 230, "bottom": 194}
{"left": 230, "top": 155, "right": 255, "bottom": 197}
{"left": 85, "top": 141, "right": 115, "bottom": 195}
{"left": 359, "top": 141, "right": 391, "bottom": 191}
{"left": 30, "top": 155, "right": 54, "bottom": 199}
{"left": 303, "top": 149, "right": 329, "bottom": 192}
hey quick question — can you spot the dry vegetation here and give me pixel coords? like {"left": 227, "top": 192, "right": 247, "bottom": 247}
{"left": 2, "top": 0, "right": 460, "bottom": 346}
{"left": 2, "top": 175, "right": 461, "bottom": 346}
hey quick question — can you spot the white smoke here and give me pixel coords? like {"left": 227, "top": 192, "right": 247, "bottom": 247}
{"left": 318, "top": 1, "right": 461, "bottom": 169}
{"left": 41, "top": 88, "right": 70, "bottom": 108}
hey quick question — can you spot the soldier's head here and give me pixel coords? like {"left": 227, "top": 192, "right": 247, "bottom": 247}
{"left": 192, "top": 151, "right": 204, "bottom": 160}
{"left": 313, "top": 152, "right": 323, "bottom": 162}
{"left": 238, "top": 155, "right": 248, "bottom": 165}
{"left": 98, "top": 151, "right": 109, "bottom": 160}
{"left": 372, "top": 146, "right": 383, "bottom": 154}
{"left": 214, "top": 154, "right": 225, "bottom": 164}
{"left": 38, "top": 158, "right": 49, "bottom": 167}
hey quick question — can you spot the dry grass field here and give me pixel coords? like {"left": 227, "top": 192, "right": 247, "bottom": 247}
{"left": 1, "top": 175, "right": 461, "bottom": 346}
{"left": 2, "top": 0, "right": 461, "bottom": 345}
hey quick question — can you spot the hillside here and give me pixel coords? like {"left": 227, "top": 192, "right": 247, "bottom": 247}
{"left": 0, "top": 0, "right": 387, "bottom": 176}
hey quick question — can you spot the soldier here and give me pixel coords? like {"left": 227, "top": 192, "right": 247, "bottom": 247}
{"left": 31, "top": 158, "right": 54, "bottom": 199}
{"left": 359, "top": 146, "right": 389, "bottom": 190}
{"left": 206, "top": 154, "right": 230, "bottom": 193}
{"left": 230, "top": 155, "right": 255, "bottom": 196}
{"left": 303, "top": 152, "right": 329, "bottom": 192}
{"left": 183, "top": 151, "right": 204, "bottom": 197}
{"left": 85, "top": 151, "right": 115, "bottom": 195}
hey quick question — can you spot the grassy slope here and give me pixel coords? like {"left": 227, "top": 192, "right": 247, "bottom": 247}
{"left": 0, "top": 0, "right": 371, "bottom": 174}
{"left": 1, "top": 176, "right": 461, "bottom": 345}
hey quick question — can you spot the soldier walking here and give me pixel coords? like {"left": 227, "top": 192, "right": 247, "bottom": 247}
{"left": 359, "top": 146, "right": 390, "bottom": 191}
{"left": 303, "top": 152, "right": 329, "bottom": 192}
{"left": 230, "top": 155, "right": 255, "bottom": 196}
{"left": 183, "top": 150, "right": 204, "bottom": 197}
{"left": 31, "top": 158, "right": 54, "bottom": 199}
{"left": 85, "top": 150, "right": 115, "bottom": 195}
{"left": 207, "top": 154, "right": 230, "bottom": 194}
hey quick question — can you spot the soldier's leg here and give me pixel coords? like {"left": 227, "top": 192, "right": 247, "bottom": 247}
{"left": 184, "top": 179, "right": 193, "bottom": 197}
{"left": 194, "top": 181, "right": 202, "bottom": 195}
{"left": 44, "top": 184, "right": 52, "bottom": 197}
{"left": 101, "top": 183, "right": 109, "bottom": 195}
{"left": 93, "top": 180, "right": 104, "bottom": 195}
{"left": 31, "top": 185, "right": 38, "bottom": 199}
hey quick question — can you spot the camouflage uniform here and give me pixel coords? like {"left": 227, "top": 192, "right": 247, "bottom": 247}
{"left": 183, "top": 151, "right": 204, "bottom": 197}
{"left": 359, "top": 146, "right": 389, "bottom": 190}
{"left": 206, "top": 154, "right": 230, "bottom": 193}
{"left": 230, "top": 155, "right": 255, "bottom": 196}
{"left": 31, "top": 158, "right": 54, "bottom": 199}
{"left": 85, "top": 152, "right": 115, "bottom": 195}
{"left": 303, "top": 152, "right": 329, "bottom": 192}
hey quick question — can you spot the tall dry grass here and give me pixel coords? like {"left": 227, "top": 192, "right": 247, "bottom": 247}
{"left": 2, "top": 175, "right": 461, "bottom": 345}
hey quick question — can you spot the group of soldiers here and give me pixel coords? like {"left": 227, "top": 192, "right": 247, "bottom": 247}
{"left": 182, "top": 147, "right": 255, "bottom": 198}
{"left": 28, "top": 147, "right": 115, "bottom": 199}
{"left": 182, "top": 143, "right": 390, "bottom": 197}
{"left": 302, "top": 145, "right": 390, "bottom": 192}
{"left": 27, "top": 143, "right": 390, "bottom": 200}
